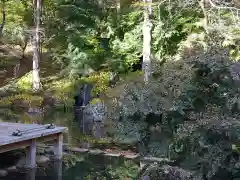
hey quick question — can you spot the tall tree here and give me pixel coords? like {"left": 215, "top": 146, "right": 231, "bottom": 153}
{"left": 32, "top": 0, "right": 42, "bottom": 91}
{"left": 142, "top": 0, "right": 152, "bottom": 83}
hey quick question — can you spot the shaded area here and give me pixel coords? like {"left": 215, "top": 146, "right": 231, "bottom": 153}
{"left": 4, "top": 155, "right": 139, "bottom": 180}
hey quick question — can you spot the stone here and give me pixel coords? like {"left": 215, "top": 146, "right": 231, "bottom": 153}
{"left": 6, "top": 166, "right": 17, "bottom": 172}
{"left": 142, "top": 156, "right": 172, "bottom": 163}
{"left": 90, "top": 101, "right": 106, "bottom": 122}
{"left": 89, "top": 149, "right": 104, "bottom": 155}
{"left": 36, "top": 155, "right": 50, "bottom": 165}
{"left": 116, "top": 137, "right": 138, "bottom": 147}
{"left": 44, "top": 146, "right": 54, "bottom": 154}
{"left": 16, "top": 155, "right": 50, "bottom": 168}
{"left": 70, "top": 147, "right": 89, "bottom": 153}
{"left": 62, "top": 152, "right": 69, "bottom": 156}
{"left": 63, "top": 143, "right": 69, "bottom": 151}
{"left": 16, "top": 157, "right": 26, "bottom": 168}
{"left": 0, "top": 169, "right": 8, "bottom": 177}
{"left": 104, "top": 152, "right": 121, "bottom": 157}
{"left": 124, "top": 153, "right": 140, "bottom": 159}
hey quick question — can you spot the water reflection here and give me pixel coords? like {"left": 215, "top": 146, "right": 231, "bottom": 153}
{"left": 0, "top": 109, "right": 166, "bottom": 179}
{"left": 26, "top": 168, "right": 36, "bottom": 180}
{"left": 4, "top": 155, "right": 138, "bottom": 180}
{"left": 6, "top": 160, "right": 63, "bottom": 180}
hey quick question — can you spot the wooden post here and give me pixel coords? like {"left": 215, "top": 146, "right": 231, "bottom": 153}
{"left": 26, "top": 139, "right": 37, "bottom": 168}
{"left": 26, "top": 168, "right": 36, "bottom": 180}
{"left": 54, "top": 160, "right": 62, "bottom": 180}
{"left": 53, "top": 133, "right": 63, "bottom": 160}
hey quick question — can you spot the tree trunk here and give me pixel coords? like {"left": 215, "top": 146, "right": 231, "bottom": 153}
{"left": 32, "top": 0, "right": 42, "bottom": 91}
{"left": 116, "top": 0, "right": 121, "bottom": 12}
{"left": 0, "top": 0, "right": 6, "bottom": 36}
{"left": 199, "top": 0, "right": 208, "bottom": 32}
{"left": 142, "top": 0, "right": 152, "bottom": 83}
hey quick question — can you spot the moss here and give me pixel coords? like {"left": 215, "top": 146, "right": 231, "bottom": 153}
{"left": 0, "top": 93, "right": 43, "bottom": 107}
{"left": 44, "top": 78, "right": 77, "bottom": 93}
{"left": 1, "top": 69, "right": 115, "bottom": 109}
{"left": 15, "top": 71, "right": 33, "bottom": 91}
{"left": 81, "top": 71, "right": 111, "bottom": 95}
{"left": 90, "top": 98, "right": 102, "bottom": 105}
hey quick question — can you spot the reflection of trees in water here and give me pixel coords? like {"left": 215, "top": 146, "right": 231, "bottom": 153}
{"left": 137, "top": 163, "right": 193, "bottom": 180}
{"left": 64, "top": 155, "right": 138, "bottom": 180}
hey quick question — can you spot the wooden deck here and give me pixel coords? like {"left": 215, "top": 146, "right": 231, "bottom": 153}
{"left": 0, "top": 122, "right": 67, "bottom": 168}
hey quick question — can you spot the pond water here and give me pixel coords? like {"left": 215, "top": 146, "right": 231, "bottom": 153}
{"left": 0, "top": 107, "right": 170, "bottom": 179}
{"left": 3, "top": 155, "right": 139, "bottom": 180}
{"left": 0, "top": 109, "right": 144, "bottom": 179}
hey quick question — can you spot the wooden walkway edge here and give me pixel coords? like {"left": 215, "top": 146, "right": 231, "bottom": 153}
{"left": 0, "top": 122, "right": 67, "bottom": 168}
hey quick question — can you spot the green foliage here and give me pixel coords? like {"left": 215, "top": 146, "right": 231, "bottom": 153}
{"left": 1, "top": 0, "right": 30, "bottom": 47}
{"left": 16, "top": 71, "right": 33, "bottom": 91}
{"left": 63, "top": 153, "right": 85, "bottom": 169}
{"left": 106, "top": 160, "right": 139, "bottom": 179}
{"left": 2, "top": 0, "right": 240, "bottom": 179}
{"left": 152, "top": 5, "right": 203, "bottom": 58}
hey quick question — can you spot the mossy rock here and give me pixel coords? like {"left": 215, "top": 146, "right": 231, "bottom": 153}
{"left": 90, "top": 98, "right": 102, "bottom": 105}
{"left": 15, "top": 72, "right": 33, "bottom": 91}
{"left": 81, "top": 71, "right": 112, "bottom": 95}
{"left": 0, "top": 93, "right": 43, "bottom": 108}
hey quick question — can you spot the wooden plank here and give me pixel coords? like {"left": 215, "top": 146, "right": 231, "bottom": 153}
{"left": 0, "top": 122, "right": 67, "bottom": 144}
{"left": 0, "top": 127, "right": 67, "bottom": 145}
{"left": 0, "top": 122, "right": 40, "bottom": 128}
{"left": 0, "top": 139, "right": 32, "bottom": 153}
{"left": 0, "top": 122, "right": 67, "bottom": 169}
{"left": 0, "top": 133, "right": 63, "bottom": 153}
{"left": 37, "top": 133, "right": 61, "bottom": 143}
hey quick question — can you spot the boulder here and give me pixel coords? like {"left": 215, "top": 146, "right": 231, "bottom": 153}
{"left": 44, "top": 146, "right": 54, "bottom": 154}
{"left": 16, "top": 155, "right": 50, "bottom": 168}
{"left": 84, "top": 100, "right": 106, "bottom": 122}
{"left": 0, "top": 169, "right": 8, "bottom": 177}
{"left": 89, "top": 149, "right": 104, "bottom": 155}
{"left": 16, "top": 157, "right": 26, "bottom": 168}
{"left": 6, "top": 166, "right": 17, "bottom": 172}
{"left": 36, "top": 155, "right": 50, "bottom": 165}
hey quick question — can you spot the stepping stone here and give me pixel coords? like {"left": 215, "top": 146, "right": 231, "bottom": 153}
{"left": 70, "top": 147, "right": 89, "bottom": 153}
{"left": 104, "top": 152, "right": 121, "bottom": 157}
{"left": 0, "top": 169, "right": 7, "bottom": 177}
{"left": 36, "top": 155, "right": 50, "bottom": 165}
{"left": 124, "top": 153, "right": 140, "bottom": 159}
{"left": 89, "top": 149, "right": 104, "bottom": 155}
{"left": 6, "top": 166, "right": 17, "bottom": 172}
{"left": 141, "top": 157, "right": 173, "bottom": 163}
